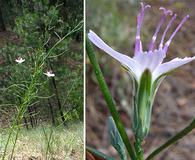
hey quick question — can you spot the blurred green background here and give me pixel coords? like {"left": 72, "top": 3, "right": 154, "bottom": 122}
{"left": 87, "top": 0, "right": 195, "bottom": 159}
{"left": 0, "top": 0, "right": 83, "bottom": 128}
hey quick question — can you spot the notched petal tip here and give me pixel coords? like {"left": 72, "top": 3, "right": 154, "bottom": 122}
{"left": 186, "top": 14, "right": 190, "bottom": 19}
{"left": 140, "top": 2, "right": 151, "bottom": 10}
{"left": 173, "top": 13, "right": 177, "bottom": 18}
{"left": 159, "top": 7, "right": 173, "bottom": 15}
{"left": 145, "top": 4, "right": 151, "bottom": 9}
{"left": 181, "top": 14, "right": 190, "bottom": 23}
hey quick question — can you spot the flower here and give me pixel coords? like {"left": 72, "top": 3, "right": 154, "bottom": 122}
{"left": 15, "top": 57, "right": 25, "bottom": 64}
{"left": 44, "top": 70, "right": 55, "bottom": 77}
{"left": 88, "top": 3, "right": 195, "bottom": 140}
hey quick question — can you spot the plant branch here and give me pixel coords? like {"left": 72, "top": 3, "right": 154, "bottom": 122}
{"left": 86, "top": 37, "right": 136, "bottom": 160}
{"left": 146, "top": 118, "right": 195, "bottom": 160}
{"left": 46, "top": 20, "right": 83, "bottom": 59}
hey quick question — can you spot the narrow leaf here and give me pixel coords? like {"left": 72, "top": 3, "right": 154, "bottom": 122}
{"left": 108, "top": 117, "right": 127, "bottom": 160}
{"left": 146, "top": 118, "right": 195, "bottom": 160}
{"left": 86, "top": 146, "right": 114, "bottom": 160}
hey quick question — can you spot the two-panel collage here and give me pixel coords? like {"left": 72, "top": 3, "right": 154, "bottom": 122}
{"left": 1, "top": 0, "right": 195, "bottom": 159}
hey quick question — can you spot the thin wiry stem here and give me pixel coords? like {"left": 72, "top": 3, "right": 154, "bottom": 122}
{"left": 48, "top": 60, "right": 66, "bottom": 127}
{"left": 48, "top": 98, "right": 55, "bottom": 125}
{"left": 10, "top": 124, "right": 20, "bottom": 159}
{"left": 86, "top": 37, "right": 136, "bottom": 160}
{"left": 2, "top": 126, "right": 15, "bottom": 159}
{"left": 2, "top": 64, "right": 42, "bottom": 160}
{"left": 42, "top": 125, "right": 53, "bottom": 159}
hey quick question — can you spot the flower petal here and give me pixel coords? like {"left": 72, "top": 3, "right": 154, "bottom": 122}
{"left": 153, "top": 56, "right": 195, "bottom": 81}
{"left": 88, "top": 30, "right": 142, "bottom": 80}
{"left": 133, "top": 49, "right": 166, "bottom": 73}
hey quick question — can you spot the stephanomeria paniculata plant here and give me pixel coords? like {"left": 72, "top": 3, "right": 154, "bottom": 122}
{"left": 2, "top": 22, "right": 83, "bottom": 160}
{"left": 87, "top": 2, "right": 195, "bottom": 160}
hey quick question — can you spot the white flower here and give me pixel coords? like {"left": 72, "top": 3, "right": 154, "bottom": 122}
{"left": 15, "top": 57, "right": 25, "bottom": 64}
{"left": 88, "top": 3, "right": 195, "bottom": 140}
{"left": 88, "top": 5, "right": 194, "bottom": 83}
{"left": 44, "top": 70, "right": 55, "bottom": 77}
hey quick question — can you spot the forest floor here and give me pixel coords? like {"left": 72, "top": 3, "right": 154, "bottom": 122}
{"left": 0, "top": 122, "right": 83, "bottom": 160}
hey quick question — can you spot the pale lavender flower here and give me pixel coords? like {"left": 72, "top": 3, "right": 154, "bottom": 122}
{"left": 15, "top": 57, "right": 25, "bottom": 64}
{"left": 88, "top": 3, "right": 194, "bottom": 83}
{"left": 88, "top": 3, "right": 195, "bottom": 140}
{"left": 44, "top": 70, "right": 55, "bottom": 77}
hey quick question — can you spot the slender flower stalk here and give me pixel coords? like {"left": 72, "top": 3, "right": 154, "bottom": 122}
{"left": 88, "top": 2, "right": 195, "bottom": 141}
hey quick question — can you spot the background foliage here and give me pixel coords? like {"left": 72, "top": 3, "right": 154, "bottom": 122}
{"left": 0, "top": 0, "right": 83, "bottom": 128}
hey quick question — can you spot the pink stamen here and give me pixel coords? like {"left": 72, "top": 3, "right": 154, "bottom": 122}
{"left": 135, "top": 3, "right": 151, "bottom": 55}
{"left": 164, "top": 15, "right": 189, "bottom": 53}
{"left": 149, "top": 7, "right": 172, "bottom": 51}
{"left": 159, "top": 14, "right": 177, "bottom": 49}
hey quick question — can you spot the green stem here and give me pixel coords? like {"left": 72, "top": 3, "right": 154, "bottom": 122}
{"left": 10, "top": 124, "right": 20, "bottom": 159}
{"left": 2, "top": 126, "right": 14, "bottom": 160}
{"left": 134, "top": 138, "right": 144, "bottom": 160}
{"left": 42, "top": 125, "right": 53, "bottom": 159}
{"left": 2, "top": 56, "right": 42, "bottom": 160}
{"left": 146, "top": 118, "right": 195, "bottom": 160}
{"left": 86, "top": 37, "right": 136, "bottom": 160}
